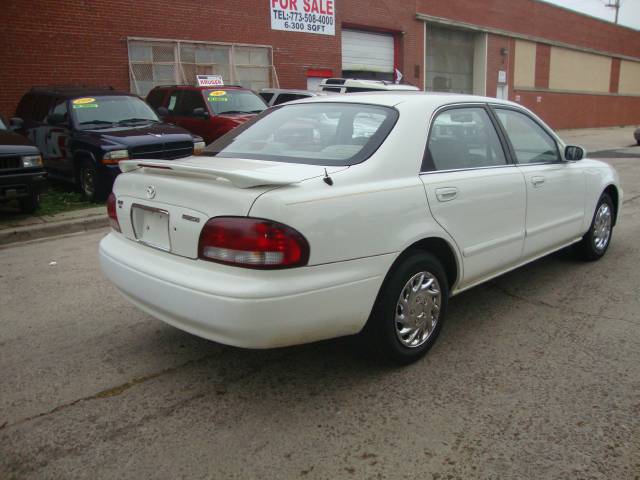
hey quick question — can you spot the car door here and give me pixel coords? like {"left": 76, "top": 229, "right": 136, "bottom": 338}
{"left": 42, "top": 99, "right": 73, "bottom": 177}
{"left": 420, "top": 105, "right": 527, "bottom": 286}
{"left": 164, "top": 89, "right": 211, "bottom": 141}
{"left": 492, "top": 107, "right": 585, "bottom": 259}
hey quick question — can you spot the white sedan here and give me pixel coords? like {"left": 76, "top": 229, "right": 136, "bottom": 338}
{"left": 99, "top": 93, "right": 621, "bottom": 364}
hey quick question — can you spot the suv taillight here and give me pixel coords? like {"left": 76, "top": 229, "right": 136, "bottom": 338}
{"left": 198, "top": 217, "right": 309, "bottom": 269}
{"left": 107, "top": 193, "right": 121, "bottom": 232}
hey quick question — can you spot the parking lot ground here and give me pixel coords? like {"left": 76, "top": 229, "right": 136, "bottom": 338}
{"left": 1, "top": 157, "right": 639, "bottom": 479}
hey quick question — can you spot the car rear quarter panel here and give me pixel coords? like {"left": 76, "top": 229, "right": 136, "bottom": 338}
{"left": 248, "top": 103, "right": 462, "bottom": 268}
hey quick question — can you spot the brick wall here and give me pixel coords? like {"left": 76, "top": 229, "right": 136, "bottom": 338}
{"left": 1, "top": 0, "right": 639, "bottom": 128}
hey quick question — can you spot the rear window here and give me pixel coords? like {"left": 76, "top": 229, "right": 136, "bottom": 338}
{"left": 203, "top": 89, "right": 266, "bottom": 115}
{"left": 203, "top": 102, "right": 398, "bottom": 166}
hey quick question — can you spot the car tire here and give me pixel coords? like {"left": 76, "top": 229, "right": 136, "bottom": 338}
{"left": 574, "top": 193, "right": 614, "bottom": 261}
{"left": 79, "top": 159, "right": 108, "bottom": 202}
{"left": 19, "top": 192, "right": 40, "bottom": 214}
{"left": 361, "top": 251, "right": 449, "bottom": 365}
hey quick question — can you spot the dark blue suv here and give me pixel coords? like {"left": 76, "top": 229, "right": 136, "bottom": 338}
{"left": 13, "top": 87, "right": 204, "bottom": 201}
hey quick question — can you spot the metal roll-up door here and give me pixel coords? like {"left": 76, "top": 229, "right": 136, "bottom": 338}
{"left": 342, "top": 29, "right": 394, "bottom": 80}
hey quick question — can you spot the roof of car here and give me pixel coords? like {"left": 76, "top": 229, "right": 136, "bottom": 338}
{"left": 319, "top": 78, "right": 420, "bottom": 91}
{"left": 27, "top": 87, "right": 134, "bottom": 98}
{"left": 259, "top": 88, "right": 332, "bottom": 96}
{"left": 286, "top": 91, "right": 517, "bottom": 108}
{"left": 151, "top": 85, "right": 248, "bottom": 91}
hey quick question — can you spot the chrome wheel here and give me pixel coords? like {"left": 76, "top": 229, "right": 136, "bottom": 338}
{"left": 395, "top": 271, "right": 441, "bottom": 348}
{"left": 593, "top": 202, "right": 612, "bottom": 251}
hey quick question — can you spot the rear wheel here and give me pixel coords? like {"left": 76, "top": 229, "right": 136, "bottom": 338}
{"left": 361, "top": 252, "right": 449, "bottom": 364}
{"left": 574, "top": 193, "right": 614, "bottom": 261}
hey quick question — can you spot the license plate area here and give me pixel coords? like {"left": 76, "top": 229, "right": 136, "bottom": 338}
{"left": 131, "top": 204, "right": 171, "bottom": 252}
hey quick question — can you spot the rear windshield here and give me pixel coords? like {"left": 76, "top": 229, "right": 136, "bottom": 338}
{"left": 204, "top": 89, "right": 266, "bottom": 115}
{"left": 203, "top": 103, "right": 398, "bottom": 166}
{"left": 70, "top": 95, "right": 159, "bottom": 129}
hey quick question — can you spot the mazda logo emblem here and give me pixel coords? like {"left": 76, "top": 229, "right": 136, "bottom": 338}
{"left": 146, "top": 185, "right": 156, "bottom": 199}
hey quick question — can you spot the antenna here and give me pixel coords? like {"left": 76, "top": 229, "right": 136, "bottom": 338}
{"left": 605, "top": 0, "right": 620, "bottom": 24}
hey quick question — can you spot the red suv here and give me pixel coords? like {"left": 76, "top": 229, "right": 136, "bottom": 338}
{"left": 146, "top": 86, "right": 267, "bottom": 144}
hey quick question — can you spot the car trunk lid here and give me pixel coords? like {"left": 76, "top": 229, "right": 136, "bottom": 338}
{"left": 114, "top": 156, "right": 346, "bottom": 259}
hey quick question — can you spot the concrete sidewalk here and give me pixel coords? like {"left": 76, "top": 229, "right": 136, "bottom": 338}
{"left": 0, "top": 206, "right": 107, "bottom": 246}
{"left": 558, "top": 125, "right": 640, "bottom": 154}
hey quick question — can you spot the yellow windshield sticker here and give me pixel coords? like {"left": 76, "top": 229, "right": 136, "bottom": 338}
{"left": 209, "top": 91, "right": 227, "bottom": 97}
{"left": 73, "top": 97, "right": 96, "bottom": 105}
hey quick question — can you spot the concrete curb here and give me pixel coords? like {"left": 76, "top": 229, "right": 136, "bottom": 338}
{"left": 0, "top": 214, "right": 109, "bottom": 246}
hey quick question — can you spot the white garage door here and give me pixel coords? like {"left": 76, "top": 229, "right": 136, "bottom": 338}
{"left": 342, "top": 29, "right": 394, "bottom": 73}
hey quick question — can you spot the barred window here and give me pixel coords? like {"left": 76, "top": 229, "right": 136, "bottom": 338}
{"left": 128, "top": 39, "right": 277, "bottom": 97}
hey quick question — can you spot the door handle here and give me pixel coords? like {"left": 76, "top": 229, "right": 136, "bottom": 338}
{"left": 531, "top": 176, "right": 545, "bottom": 187}
{"left": 435, "top": 187, "right": 458, "bottom": 202}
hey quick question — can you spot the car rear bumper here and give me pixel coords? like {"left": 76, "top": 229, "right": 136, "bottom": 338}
{"left": 99, "top": 232, "right": 394, "bottom": 348}
{"left": 0, "top": 170, "right": 47, "bottom": 201}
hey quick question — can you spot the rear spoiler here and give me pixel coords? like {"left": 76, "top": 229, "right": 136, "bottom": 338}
{"left": 119, "top": 159, "right": 301, "bottom": 189}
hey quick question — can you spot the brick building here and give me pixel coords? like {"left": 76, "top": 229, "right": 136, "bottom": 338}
{"left": 1, "top": 0, "right": 639, "bottom": 129}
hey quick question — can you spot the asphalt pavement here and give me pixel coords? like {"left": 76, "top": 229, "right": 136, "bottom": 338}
{"left": 1, "top": 157, "right": 639, "bottom": 479}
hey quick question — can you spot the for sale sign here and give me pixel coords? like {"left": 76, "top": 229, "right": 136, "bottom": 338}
{"left": 197, "top": 75, "right": 224, "bottom": 87}
{"left": 270, "top": 0, "right": 335, "bottom": 36}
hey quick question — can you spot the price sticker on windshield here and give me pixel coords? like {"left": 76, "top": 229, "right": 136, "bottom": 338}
{"left": 208, "top": 91, "right": 228, "bottom": 102}
{"left": 72, "top": 97, "right": 99, "bottom": 109}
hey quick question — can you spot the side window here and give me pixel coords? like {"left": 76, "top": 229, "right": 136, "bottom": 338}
{"left": 146, "top": 89, "right": 165, "bottom": 109}
{"left": 167, "top": 92, "right": 179, "bottom": 113}
{"left": 425, "top": 107, "right": 506, "bottom": 171}
{"left": 173, "top": 90, "right": 206, "bottom": 116}
{"left": 273, "top": 93, "right": 309, "bottom": 105}
{"left": 48, "top": 100, "right": 68, "bottom": 123}
{"left": 494, "top": 108, "right": 560, "bottom": 164}
{"left": 260, "top": 92, "right": 274, "bottom": 103}
{"left": 32, "top": 95, "right": 53, "bottom": 123}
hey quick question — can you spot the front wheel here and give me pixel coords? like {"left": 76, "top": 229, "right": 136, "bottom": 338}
{"left": 361, "top": 252, "right": 449, "bottom": 364}
{"left": 79, "top": 159, "right": 108, "bottom": 202}
{"left": 19, "top": 192, "right": 40, "bottom": 214}
{"left": 574, "top": 193, "right": 614, "bottom": 261}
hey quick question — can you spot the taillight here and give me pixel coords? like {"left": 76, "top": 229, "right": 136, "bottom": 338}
{"left": 198, "top": 217, "right": 309, "bottom": 269}
{"left": 107, "top": 192, "right": 121, "bottom": 232}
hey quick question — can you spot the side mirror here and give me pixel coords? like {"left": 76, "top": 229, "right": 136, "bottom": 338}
{"left": 46, "top": 113, "right": 67, "bottom": 126}
{"left": 156, "top": 106, "right": 169, "bottom": 118}
{"left": 193, "top": 107, "right": 210, "bottom": 119}
{"left": 9, "top": 117, "right": 23, "bottom": 130}
{"left": 565, "top": 145, "right": 585, "bottom": 161}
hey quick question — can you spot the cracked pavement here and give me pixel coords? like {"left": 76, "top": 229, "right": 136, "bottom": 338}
{"left": 1, "top": 157, "right": 639, "bottom": 479}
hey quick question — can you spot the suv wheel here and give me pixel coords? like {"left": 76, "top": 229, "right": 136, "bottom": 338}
{"left": 19, "top": 192, "right": 40, "bottom": 214}
{"left": 79, "top": 159, "right": 108, "bottom": 202}
{"left": 361, "top": 252, "right": 449, "bottom": 364}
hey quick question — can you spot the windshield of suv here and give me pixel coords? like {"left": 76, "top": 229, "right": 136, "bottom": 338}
{"left": 203, "top": 103, "right": 398, "bottom": 166}
{"left": 70, "top": 96, "right": 159, "bottom": 129}
{"left": 204, "top": 89, "right": 267, "bottom": 115}
{"left": 0, "top": 118, "right": 7, "bottom": 130}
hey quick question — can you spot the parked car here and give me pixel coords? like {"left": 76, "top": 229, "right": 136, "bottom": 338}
{"left": 319, "top": 78, "right": 420, "bottom": 93}
{"left": 100, "top": 92, "right": 621, "bottom": 364}
{"left": 13, "top": 87, "right": 204, "bottom": 202}
{"left": 0, "top": 116, "right": 46, "bottom": 213}
{"left": 634, "top": 127, "right": 640, "bottom": 145}
{"left": 146, "top": 85, "right": 267, "bottom": 144}
{"left": 259, "top": 88, "right": 333, "bottom": 106}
